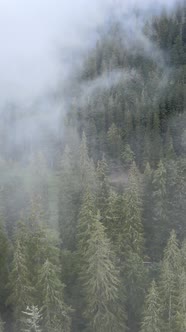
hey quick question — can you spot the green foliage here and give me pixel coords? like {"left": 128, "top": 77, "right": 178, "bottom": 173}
{"left": 121, "top": 144, "right": 135, "bottom": 168}
{"left": 159, "top": 230, "right": 181, "bottom": 332}
{"left": 21, "top": 306, "right": 42, "bottom": 332}
{"left": 122, "top": 162, "right": 144, "bottom": 256}
{"left": 140, "top": 280, "right": 162, "bottom": 332}
{"left": 152, "top": 160, "right": 168, "bottom": 259}
{"left": 0, "top": 4, "right": 186, "bottom": 332}
{"left": 37, "top": 259, "right": 72, "bottom": 332}
{"left": 142, "top": 163, "right": 154, "bottom": 256}
{"left": 0, "top": 224, "right": 9, "bottom": 313}
{"left": 58, "top": 145, "right": 82, "bottom": 250}
{"left": 125, "top": 252, "right": 148, "bottom": 331}
{"left": 7, "top": 223, "right": 33, "bottom": 329}
{"left": 107, "top": 123, "right": 122, "bottom": 159}
{"left": 77, "top": 189, "right": 96, "bottom": 259}
{"left": 83, "top": 215, "right": 127, "bottom": 332}
{"left": 79, "top": 132, "right": 96, "bottom": 190}
{"left": 105, "top": 190, "right": 123, "bottom": 247}
{"left": 96, "top": 158, "right": 110, "bottom": 220}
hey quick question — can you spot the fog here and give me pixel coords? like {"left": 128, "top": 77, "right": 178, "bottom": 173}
{"left": 0, "top": 0, "right": 182, "bottom": 106}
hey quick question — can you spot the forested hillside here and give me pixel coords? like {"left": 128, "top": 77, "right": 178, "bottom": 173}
{"left": 0, "top": 2, "right": 186, "bottom": 331}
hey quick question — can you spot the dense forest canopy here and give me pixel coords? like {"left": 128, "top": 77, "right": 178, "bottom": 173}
{"left": 0, "top": 1, "right": 186, "bottom": 331}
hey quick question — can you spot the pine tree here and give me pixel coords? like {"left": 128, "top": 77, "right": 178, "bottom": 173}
{"left": 105, "top": 190, "right": 123, "bottom": 246}
{"left": 96, "top": 158, "right": 110, "bottom": 221}
{"left": 164, "top": 128, "right": 176, "bottom": 160}
{"left": 152, "top": 160, "right": 168, "bottom": 260}
{"left": 172, "top": 158, "right": 186, "bottom": 239}
{"left": 122, "top": 162, "right": 144, "bottom": 256}
{"left": 58, "top": 145, "right": 82, "bottom": 250}
{"left": 119, "top": 163, "right": 147, "bottom": 330}
{"left": 150, "top": 111, "right": 162, "bottom": 167}
{"left": 37, "top": 259, "right": 72, "bottom": 332}
{"left": 26, "top": 199, "right": 57, "bottom": 288}
{"left": 121, "top": 144, "right": 135, "bottom": 169}
{"left": 77, "top": 188, "right": 96, "bottom": 259}
{"left": 79, "top": 132, "right": 96, "bottom": 190}
{"left": 176, "top": 269, "right": 186, "bottom": 331}
{"left": 140, "top": 280, "right": 162, "bottom": 332}
{"left": 83, "top": 214, "right": 127, "bottom": 332}
{"left": 7, "top": 223, "right": 33, "bottom": 330}
{"left": 125, "top": 251, "right": 148, "bottom": 332}
{"left": 22, "top": 306, "right": 42, "bottom": 332}
{"left": 175, "top": 239, "right": 186, "bottom": 330}
{"left": 159, "top": 230, "right": 181, "bottom": 332}
{"left": 0, "top": 223, "right": 9, "bottom": 313}
{"left": 29, "top": 151, "right": 50, "bottom": 225}
{"left": 142, "top": 163, "right": 154, "bottom": 257}
{"left": 107, "top": 123, "right": 122, "bottom": 159}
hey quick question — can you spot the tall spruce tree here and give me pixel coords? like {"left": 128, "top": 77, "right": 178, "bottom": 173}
{"left": 105, "top": 189, "right": 123, "bottom": 247}
{"left": 159, "top": 230, "right": 181, "bottom": 332}
{"left": 58, "top": 145, "right": 82, "bottom": 250}
{"left": 79, "top": 132, "right": 96, "bottom": 190}
{"left": 175, "top": 239, "right": 186, "bottom": 331}
{"left": 122, "top": 162, "right": 144, "bottom": 256}
{"left": 83, "top": 214, "right": 127, "bottom": 332}
{"left": 152, "top": 160, "right": 168, "bottom": 260}
{"left": 176, "top": 269, "right": 186, "bottom": 331}
{"left": 142, "top": 162, "right": 154, "bottom": 256}
{"left": 120, "top": 162, "right": 147, "bottom": 331}
{"left": 140, "top": 280, "right": 162, "bottom": 332}
{"left": 77, "top": 188, "right": 96, "bottom": 260}
{"left": 7, "top": 223, "right": 33, "bottom": 331}
{"left": 37, "top": 259, "right": 72, "bottom": 332}
{"left": 0, "top": 223, "right": 9, "bottom": 314}
{"left": 96, "top": 158, "right": 110, "bottom": 221}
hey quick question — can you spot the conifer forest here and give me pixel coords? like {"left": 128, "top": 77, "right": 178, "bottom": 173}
{"left": 0, "top": 1, "right": 186, "bottom": 331}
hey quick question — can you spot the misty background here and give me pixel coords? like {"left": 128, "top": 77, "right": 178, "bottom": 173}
{"left": 0, "top": 1, "right": 185, "bottom": 331}
{"left": 0, "top": 0, "right": 182, "bottom": 103}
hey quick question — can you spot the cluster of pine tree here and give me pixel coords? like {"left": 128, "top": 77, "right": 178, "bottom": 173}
{"left": 0, "top": 2, "right": 185, "bottom": 332}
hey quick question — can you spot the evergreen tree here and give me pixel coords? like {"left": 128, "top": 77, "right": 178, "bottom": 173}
{"left": 83, "top": 214, "right": 127, "bottom": 332}
{"left": 142, "top": 163, "right": 154, "bottom": 257}
{"left": 105, "top": 189, "right": 123, "bottom": 247}
{"left": 122, "top": 162, "right": 144, "bottom": 256}
{"left": 125, "top": 251, "right": 148, "bottom": 332}
{"left": 96, "top": 158, "right": 110, "bottom": 221}
{"left": 37, "top": 259, "right": 72, "bottom": 332}
{"left": 152, "top": 160, "right": 168, "bottom": 260}
{"left": 29, "top": 152, "right": 50, "bottom": 225}
{"left": 140, "top": 280, "right": 162, "bottom": 332}
{"left": 0, "top": 223, "right": 9, "bottom": 313}
{"left": 121, "top": 144, "right": 135, "bottom": 169}
{"left": 22, "top": 306, "right": 42, "bottom": 332}
{"left": 26, "top": 199, "right": 58, "bottom": 288}
{"left": 7, "top": 223, "right": 33, "bottom": 330}
{"left": 176, "top": 269, "right": 186, "bottom": 331}
{"left": 107, "top": 123, "right": 122, "bottom": 159}
{"left": 150, "top": 111, "right": 162, "bottom": 168}
{"left": 77, "top": 188, "right": 96, "bottom": 259}
{"left": 175, "top": 239, "right": 186, "bottom": 330}
{"left": 79, "top": 132, "right": 96, "bottom": 190}
{"left": 164, "top": 128, "right": 176, "bottom": 160}
{"left": 58, "top": 145, "right": 82, "bottom": 250}
{"left": 159, "top": 230, "right": 181, "bottom": 332}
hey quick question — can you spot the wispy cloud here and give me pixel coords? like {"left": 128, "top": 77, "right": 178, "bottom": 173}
{"left": 0, "top": 0, "right": 181, "bottom": 105}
